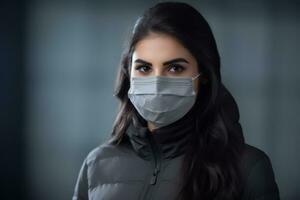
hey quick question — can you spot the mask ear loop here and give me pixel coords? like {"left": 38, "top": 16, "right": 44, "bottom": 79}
{"left": 191, "top": 73, "right": 202, "bottom": 95}
{"left": 192, "top": 73, "right": 202, "bottom": 80}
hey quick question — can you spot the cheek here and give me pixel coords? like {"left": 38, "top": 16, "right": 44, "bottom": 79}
{"left": 193, "top": 79, "right": 199, "bottom": 94}
{"left": 129, "top": 66, "right": 134, "bottom": 76}
{"left": 129, "top": 66, "right": 137, "bottom": 77}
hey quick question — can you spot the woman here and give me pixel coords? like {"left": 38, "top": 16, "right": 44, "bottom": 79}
{"left": 72, "top": 2, "right": 280, "bottom": 200}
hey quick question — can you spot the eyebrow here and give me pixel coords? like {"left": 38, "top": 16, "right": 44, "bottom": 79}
{"left": 134, "top": 58, "right": 189, "bottom": 66}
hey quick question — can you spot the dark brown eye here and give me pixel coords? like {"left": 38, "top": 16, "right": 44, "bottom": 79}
{"left": 135, "top": 65, "right": 151, "bottom": 73}
{"left": 168, "top": 64, "right": 185, "bottom": 73}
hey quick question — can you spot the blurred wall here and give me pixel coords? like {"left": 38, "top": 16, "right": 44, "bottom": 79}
{"left": 2, "top": 0, "right": 299, "bottom": 199}
{"left": 0, "top": 0, "right": 26, "bottom": 199}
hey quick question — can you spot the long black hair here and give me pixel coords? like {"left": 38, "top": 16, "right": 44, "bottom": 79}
{"left": 109, "top": 2, "right": 245, "bottom": 200}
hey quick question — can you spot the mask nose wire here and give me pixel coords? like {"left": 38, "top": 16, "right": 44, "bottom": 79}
{"left": 192, "top": 73, "right": 202, "bottom": 81}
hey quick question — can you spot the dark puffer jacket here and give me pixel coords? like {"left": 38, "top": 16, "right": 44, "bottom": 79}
{"left": 72, "top": 87, "right": 280, "bottom": 200}
{"left": 72, "top": 121, "right": 280, "bottom": 199}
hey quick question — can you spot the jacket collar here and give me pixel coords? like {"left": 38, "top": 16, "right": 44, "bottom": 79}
{"left": 125, "top": 109, "right": 196, "bottom": 160}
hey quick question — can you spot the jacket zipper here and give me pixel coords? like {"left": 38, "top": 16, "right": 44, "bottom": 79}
{"left": 140, "top": 134, "right": 162, "bottom": 200}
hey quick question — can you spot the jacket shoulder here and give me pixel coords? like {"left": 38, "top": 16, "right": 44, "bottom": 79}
{"left": 240, "top": 143, "right": 280, "bottom": 200}
{"left": 85, "top": 141, "right": 131, "bottom": 166}
{"left": 72, "top": 141, "right": 132, "bottom": 200}
{"left": 240, "top": 143, "right": 270, "bottom": 176}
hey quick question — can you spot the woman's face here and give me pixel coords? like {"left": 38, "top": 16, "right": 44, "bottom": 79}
{"left": 130, "top": 32, "right": 200, "bottom": 94}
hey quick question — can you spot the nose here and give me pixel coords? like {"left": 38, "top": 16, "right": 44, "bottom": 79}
{"left": 153, "top": 67, "right": 164, "bottom": 77}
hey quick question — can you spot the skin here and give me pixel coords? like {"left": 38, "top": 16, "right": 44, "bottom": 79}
{"left": 130, "top": 32, "right": 201, "bottom": 132}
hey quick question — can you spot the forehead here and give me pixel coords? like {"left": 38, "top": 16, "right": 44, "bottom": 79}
{"left": 132, "top": 32, "right": 194, "bottom": 62}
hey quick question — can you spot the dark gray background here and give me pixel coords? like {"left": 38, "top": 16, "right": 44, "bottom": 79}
{"left": 1, "top": 0, "right": 299, "bottom": 199}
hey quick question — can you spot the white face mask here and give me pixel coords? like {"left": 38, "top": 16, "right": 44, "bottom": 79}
{"left": 128, "top": 73, "right": 201, "bottom": 128}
